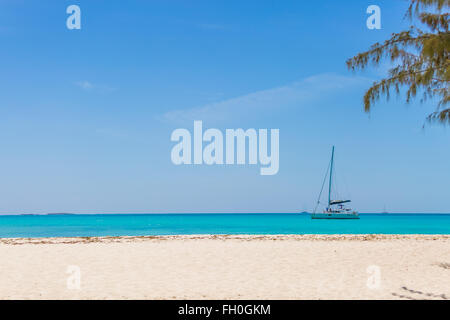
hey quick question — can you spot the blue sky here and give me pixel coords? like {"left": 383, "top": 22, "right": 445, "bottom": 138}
{"left": 0, "top": 0, "right": 449, "bottom": 214}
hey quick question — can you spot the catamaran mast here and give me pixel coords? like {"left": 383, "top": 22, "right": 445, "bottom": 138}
{"left": 328, "top": 146, "right": 335, "bottom": 208}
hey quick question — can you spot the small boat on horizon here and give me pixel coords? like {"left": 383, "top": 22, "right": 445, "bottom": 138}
{"left": 311, "top": 146, "right": 359, "bottom": 219}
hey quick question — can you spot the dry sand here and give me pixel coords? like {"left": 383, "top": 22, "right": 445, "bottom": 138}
{"left": 0, "top": 234, "right": 449, "bottom": 300}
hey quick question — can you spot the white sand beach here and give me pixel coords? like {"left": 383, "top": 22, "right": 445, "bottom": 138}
{"left": 0, "top": 234, "right": 449, "bottom": 300}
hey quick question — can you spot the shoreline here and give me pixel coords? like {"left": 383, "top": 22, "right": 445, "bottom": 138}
{"left": 1, "top": 234, "right": 449, "bottom": 245}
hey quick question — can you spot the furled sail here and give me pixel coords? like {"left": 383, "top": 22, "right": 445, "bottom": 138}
{"left": 329, "top": 200, "right": 351, "bottom": 205}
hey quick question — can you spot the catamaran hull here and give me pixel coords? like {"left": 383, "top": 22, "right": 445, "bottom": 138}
{"left": 311, "top": 213, "right": 360, "bottom": 219}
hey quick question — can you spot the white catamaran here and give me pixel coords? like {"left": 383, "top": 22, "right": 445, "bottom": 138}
{"left": 311, "top": 146, "right": 359, "bottom": 219}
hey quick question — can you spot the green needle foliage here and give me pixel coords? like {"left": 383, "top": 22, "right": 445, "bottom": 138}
{"left": 347, "top": 0, "right": 449, "bottom": 124}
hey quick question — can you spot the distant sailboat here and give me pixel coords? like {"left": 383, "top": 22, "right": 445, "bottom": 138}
{"left": 311, "top": 146, "right": 359, "bottom": 219}
{"left": 381, "top": 205, "right": 388, "bottom": 214}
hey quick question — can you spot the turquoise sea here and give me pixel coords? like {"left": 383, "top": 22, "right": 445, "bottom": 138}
{"left": 0, "top": 213, "right": 449, "bottom": 238}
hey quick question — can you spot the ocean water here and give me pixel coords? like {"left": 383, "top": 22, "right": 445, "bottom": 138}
{"left": 0, "top": 214, "right": 449, "bottom": 238}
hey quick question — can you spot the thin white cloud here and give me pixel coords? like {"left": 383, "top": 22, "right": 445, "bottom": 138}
{"left": 74, "top": 80, "right": 115, "bottom": 92}
{"left": 160, "top": 73, "right": 371, "bottom": 124}
{"left": 75, "top": 80, "right": 94, "bottom": 90}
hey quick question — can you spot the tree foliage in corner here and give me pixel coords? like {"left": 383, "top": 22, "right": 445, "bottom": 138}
{"left": 347, "top": 0, "right": 449, "bottom": 124}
